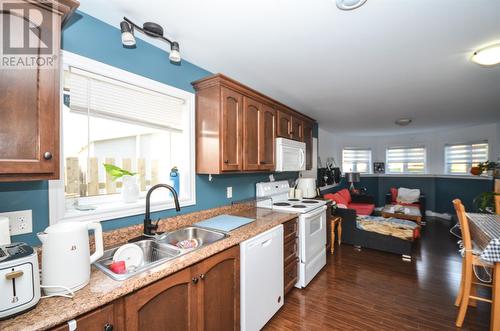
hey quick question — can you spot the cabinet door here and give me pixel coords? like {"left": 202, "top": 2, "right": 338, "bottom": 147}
{"left": 242, "top": 97, "right": 261, "bottom": 171}
{"left": 0, "top": 7, "right": 59, "bottom": 179}
{"left": 221, "top": 87, "right": 243, "bottom": 171}
{"left": 195, "top": 246, "right": 240, "bottom": 331}
{"left": 290, "top": 116, "right": 303, "bottom": 141}
{"left": 124, "top": 268, "right": 197, "bottom": 331}
{"left": 51, "top": 302, "right": 122, "bottom": 331}
{"left": 259, "top": 104, "right": 276, "bottom": 171}
{"left": 303, "top": 120, "right": 314, "bottom": 170}
{"left": 276, "top": 110, "right": 291, "bottom": 138}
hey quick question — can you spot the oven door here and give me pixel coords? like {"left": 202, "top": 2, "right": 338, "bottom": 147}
{"left": 298, "top": 205, "right": 327, "bottom": 263}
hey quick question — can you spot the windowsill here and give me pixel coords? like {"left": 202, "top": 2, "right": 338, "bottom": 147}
{"left": 359, "top": 173, "right": 493, "bottom": 180}
{"left": 59, "top": 197, "right": 196, "bottom": 223}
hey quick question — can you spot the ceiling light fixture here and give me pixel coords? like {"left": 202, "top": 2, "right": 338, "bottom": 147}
{"left": 119, "top": 17, "right": 182, "bottom": 63}
{"left": 395, "top": 118, "right": 412, "bottom": 126}
{"left": 471, "top": 43, "right": 500, "bottom": 67}
{"left": 336, "top": 0, "right": 368, "bottom": 10}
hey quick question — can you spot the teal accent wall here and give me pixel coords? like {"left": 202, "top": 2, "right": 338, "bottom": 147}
{"left": 0, "top": 12, "right": 297, "bottom": 246}
{"left": 322, "top": 176, "right": 492, "bottom": 214}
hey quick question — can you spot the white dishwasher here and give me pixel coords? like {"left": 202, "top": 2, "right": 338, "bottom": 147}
{"left": 240, "top": 225, "right": 284, "bottom": 331}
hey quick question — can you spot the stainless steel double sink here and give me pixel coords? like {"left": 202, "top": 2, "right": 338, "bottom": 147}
{"left": 94, "top": 226, "right": 228, "bottom": 280}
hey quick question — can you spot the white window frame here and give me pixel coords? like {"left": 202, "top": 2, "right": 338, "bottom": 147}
{"left": 385, "top": 146, "right": 427, "bottom": 174}
{"left": 444, "top": 141, "right": 489, "bottom": 175}
{"left": 49, "top": 51, "right": 196, "bottom": 224}
{"left": 341, "top": 147, "right": 372, "bottom": 174}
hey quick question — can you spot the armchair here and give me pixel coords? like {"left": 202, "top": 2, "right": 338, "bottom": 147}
{"left": 385, "top": 187, "right": 426, "bottom": 221}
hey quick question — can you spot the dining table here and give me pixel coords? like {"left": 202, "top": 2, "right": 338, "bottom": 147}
{"left": 467, "top": 212, "right": 500, "bottom": 331}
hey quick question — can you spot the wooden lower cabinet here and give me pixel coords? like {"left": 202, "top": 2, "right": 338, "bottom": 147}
{"left": 124, "top": 267, "right": 196, "bottom": 331}
{"left": 51, "top": 302, "right": 124, "bottom": 331}
{"left": 283, "top": 218, "right": 299, "bottom": 295}
{"left": 125, "top": 245, "right": 239, "bottom": 331}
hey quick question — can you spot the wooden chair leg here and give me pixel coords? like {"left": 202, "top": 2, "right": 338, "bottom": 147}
{"left": 330, "top": 220, "right": 335, "bottom": 255}
{"left": 338, "top": 221, "right": 342, "bottom": 245}
{"left": 456, "top": 256, "right": 473, "bottom": 327}
{"left": 455, "top": 257, "right": 465, "bottom": 307}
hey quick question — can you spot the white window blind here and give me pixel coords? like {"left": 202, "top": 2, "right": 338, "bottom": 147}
{"left": 342, "top": 148, "right": 372, "bottom": 173}
{"left": 386, "top": 146, "right": 426, "bottom": 174}
{"left": 67, "top": 67, "right": 185, "bottom": 131}
{"left": 444, "top": 142, "right": 488, "bottom": 175}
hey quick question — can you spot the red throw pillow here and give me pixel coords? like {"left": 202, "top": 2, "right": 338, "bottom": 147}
{"left": 338, "top": 189, "right": 352, "bottom": 203}
{"left": 324, "top": 193, "right": 348, "bottom": 206}
{"left": 390, "top": 187, "right": 398, "bottom": 203}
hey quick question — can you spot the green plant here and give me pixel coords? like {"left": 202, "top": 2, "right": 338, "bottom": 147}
{"left": 477, "top": 161, "right": 499, "bottom": 173}
{"left": 473, "top": 191, "right": 500, "bottom": 214}
{"left": 103, "top": 164, "right": 137, "bottom": 181}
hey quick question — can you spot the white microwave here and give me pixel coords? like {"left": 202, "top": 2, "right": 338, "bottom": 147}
{"left": 275, "top": 138, "right": 306, "bottom": 172}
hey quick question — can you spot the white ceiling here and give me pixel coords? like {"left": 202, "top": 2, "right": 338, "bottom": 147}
{"left": 78, "top": 0, "right": 500, "bottom": 136}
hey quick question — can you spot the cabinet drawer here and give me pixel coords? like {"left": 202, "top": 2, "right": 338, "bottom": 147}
{"left": 283, "top": 219, "right": 298, "bottom": 243}
{"left": 284, "top": 238, "right": 298, "bottom": 266}
{"left": 284, "top": 259, "right": 298, "bottom": 295}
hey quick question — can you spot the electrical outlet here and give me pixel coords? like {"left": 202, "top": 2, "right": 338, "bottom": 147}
{"left": 227, "top": 187, "right": 233, "bottom": 199}
{"left": 0, "top": 210, "right": 33, "bottom": 236}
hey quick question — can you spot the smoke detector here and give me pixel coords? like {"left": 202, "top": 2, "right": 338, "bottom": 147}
{"left": 336, "top": 0, "right": 368, "bottom": 10}
{"left": 395, "top": 118, "right": 412, "bottom": 126}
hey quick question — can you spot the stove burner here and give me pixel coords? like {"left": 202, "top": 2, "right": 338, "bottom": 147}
{"left": 302, "top": 200, "right": 319, "bottom": 204}
{"left": 292, "top": 205, "right": 306, "bottom": 208}
{"left": 273, "top": 202, "right": 291, "bottom": 206}
{"left": 288, "top": 199, "right": 300, "bottom": 201}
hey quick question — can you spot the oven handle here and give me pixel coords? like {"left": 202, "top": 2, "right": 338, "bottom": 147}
{"left": 302, "top": 205, "right": 327, "bottom": 219}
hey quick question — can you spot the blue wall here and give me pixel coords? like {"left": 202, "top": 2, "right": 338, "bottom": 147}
{"left": 1, "top": 12, "right": 297, "bottom": 245}
{"left": 323, "top": 176, "right": 493, "bottom": 214}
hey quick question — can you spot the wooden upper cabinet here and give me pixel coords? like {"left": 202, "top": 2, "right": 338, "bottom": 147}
{"left": 259, "top": 104, "right": 276, "bottom": 171}
{"left": 303, "top": 120, "right": 314, "bottom": 170}
{"left": 243, "top": 97, "right": 261, "bottom": 171}
{"left": 192, "top": 74, "right": 314, "bottom": 174}
{"left": 290, "top": 116, "right": 303, "bottom": 141}
{"left": 194, "top": 246, "right": 240, "bottom": 331}
{"left": 221, "top": 87, "right": 243, "bottom": 171}
{"left": 124, "top": 267, "right": 197, "bottom": 331}
{"left": 277, "top": 110, "right": 292, "bottom": 138}
{"left": 0, "top": 0, "right": 78, "bottom": 182}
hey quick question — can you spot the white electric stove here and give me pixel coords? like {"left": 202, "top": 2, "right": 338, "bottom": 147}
{"left": 256, "top": 181, "right": 327, "bottom": 288}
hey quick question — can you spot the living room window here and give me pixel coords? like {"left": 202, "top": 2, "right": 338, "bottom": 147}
{"left": 342, "top": 148, "right": 372, "bottom": 174}
{"left": 444, "top": 141, "right": 488, "bottom": 175}
{"left": 386, "top": 146, "right": 426, "bottom": 174}
{"left": 49, "top": 52, "right": 196, "bottom": 223}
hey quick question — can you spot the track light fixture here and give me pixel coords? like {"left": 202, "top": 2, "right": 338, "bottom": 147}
{"left": 120, "top": 17, "right": 181, "bottom": 63}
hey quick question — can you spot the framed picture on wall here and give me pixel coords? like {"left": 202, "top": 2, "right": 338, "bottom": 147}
{"left": 374, "top": 162, "right": 385, "bottom": 174}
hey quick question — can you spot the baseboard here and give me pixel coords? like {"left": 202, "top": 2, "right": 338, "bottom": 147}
{"left": 425, "top": 210, "right": 452, "bottom": 221}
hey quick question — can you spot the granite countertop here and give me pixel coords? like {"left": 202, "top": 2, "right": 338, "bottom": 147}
{"left": 0, "top": 206, "right": 298, "bottom": 331}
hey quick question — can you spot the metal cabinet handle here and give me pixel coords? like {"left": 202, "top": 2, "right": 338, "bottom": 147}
{"left": 224, "top": 160, "right": 229, "bottom": 164}
{"left": 192, "top": 277, "right": 199, "bottom": 284}
{"left": 104, "top": 323, "right": 113, "bottom": 331}
{"left": 199, "top": 273, "right": 205, "bottom": 280}
{"left": 43, "top": 152, "right": 52, "bottom": 160}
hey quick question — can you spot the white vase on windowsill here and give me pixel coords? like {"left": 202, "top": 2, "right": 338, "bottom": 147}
{"left": 121, "top": 175, "right": 139, "bottom": 203}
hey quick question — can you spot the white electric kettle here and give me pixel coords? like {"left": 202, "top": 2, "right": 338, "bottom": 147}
{"left": 37, "top": 222, "right": 103, "bottom": 295}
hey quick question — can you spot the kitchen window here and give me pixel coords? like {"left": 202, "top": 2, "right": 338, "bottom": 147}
{"left": 49, "top": 52, "right": 195, "bottom": 224}
{"left": 444, "top": 142, "right": 489, "bottom": 175}
{"left": 342, "top": 148, "right": 372, "bottom": 174}
{"left": 386, "top": 146, "right": 426, "bottom": 174}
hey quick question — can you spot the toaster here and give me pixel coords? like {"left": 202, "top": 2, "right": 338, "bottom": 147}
{"left": 0, "top": 243, "right": 40, "bottom": 320}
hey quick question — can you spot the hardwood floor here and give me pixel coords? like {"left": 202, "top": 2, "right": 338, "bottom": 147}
{"left": 264, "top": 218, "right": 491, "bottom": 330}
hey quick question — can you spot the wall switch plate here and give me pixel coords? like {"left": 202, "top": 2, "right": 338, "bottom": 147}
{"left": 0, "top": 210, "right": 33, "bottom": 236}
{"left": 227, "top": 187, "right": 233, "bottom": 199}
